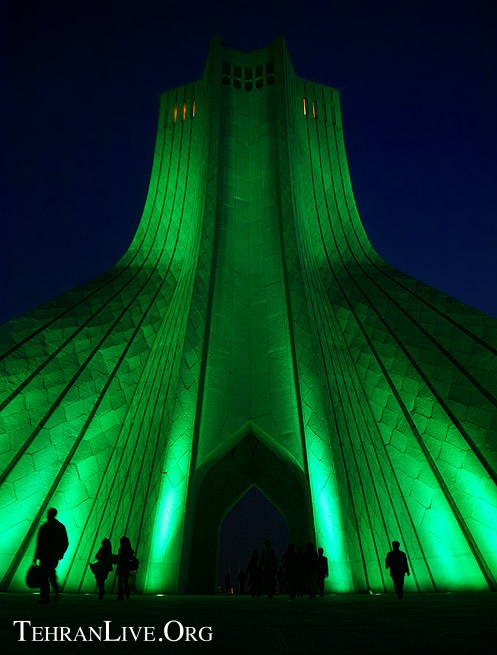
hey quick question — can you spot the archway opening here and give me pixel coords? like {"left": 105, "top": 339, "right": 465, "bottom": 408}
{"left": 218, "top": 485, "right": 288, "bottom": 593}
{"left": 182, "top": 432, "right": 315, "bottom": 593}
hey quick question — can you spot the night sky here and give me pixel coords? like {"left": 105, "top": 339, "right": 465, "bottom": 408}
{"left": 2, "top": 0, "right": 497, "bottom": 585}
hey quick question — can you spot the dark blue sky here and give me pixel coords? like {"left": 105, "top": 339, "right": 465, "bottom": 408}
{"left": 2, "top": 0, "right": 496, "bottom": 324}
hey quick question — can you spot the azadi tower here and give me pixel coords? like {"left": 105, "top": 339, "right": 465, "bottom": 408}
{"left": 1, "top": 36, "right": 497, "bottom": 594}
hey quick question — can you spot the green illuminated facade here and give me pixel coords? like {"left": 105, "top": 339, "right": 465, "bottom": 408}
{"left": 1, "top": 36, "right": 497, "bottom": 594}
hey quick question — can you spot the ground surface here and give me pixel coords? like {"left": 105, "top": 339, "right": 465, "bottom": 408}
{"left": 1, "top": 592, "right": 496, "bottom": 654}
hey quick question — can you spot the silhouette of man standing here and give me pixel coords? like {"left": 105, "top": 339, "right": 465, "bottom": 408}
{"left": 247, "top": 551, "right": 260, "bottom": 598}
{"left": 259, "top": 540, "right": 278, "bottom": 599}
{"left": 317, "top": 547, "right": 329, "bottom": 597}
{"left": 385, "top": 540, "right": 410, "bottom": 599}
{"left": 34, "top": 508, "right": 69, "bottom": 603}
{"left": 282, "top": 543, "right": 298, "bottom": 600}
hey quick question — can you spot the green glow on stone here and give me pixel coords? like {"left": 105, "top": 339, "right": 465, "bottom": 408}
{"left": 147, "top": 481, "right": 187, "bottom": 592}
{"left": 307, "top": 449, "right": 352, "bottom": 592}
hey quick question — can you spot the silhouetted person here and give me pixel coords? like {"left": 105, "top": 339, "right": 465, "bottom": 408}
{"left": 116, "top": 536, "right": 134, "bottom": 600}
{"left": 238, "top": 569, "right": 246, "bottom": 594}
{"left": 259, "top": 539, "right": 278, "bottom": 599}
{"left": 296, "top": 545, "right": 305, "bottom": 595}
{"left": 304, "top": 542, "right": 318, "bottom": 599}
{"left": 277, "top": 565, "right": 286, "bottom": 595}
{"left": 34, "top": 508, "right": 69, "bottom": 603}
{"left": 385, "top": 540, "right": 410, "bottom": 599}
{"left": 247, "top": 550, "right": 260, "bottom": 598}
{"left": 317, "top": 547, "right": 329, "bottom": 597}
{"left": 282, "top": 543, "right": 298, "bottom": 600}
{"left": 93, "top": 538, "right": 114, "bottom": 599}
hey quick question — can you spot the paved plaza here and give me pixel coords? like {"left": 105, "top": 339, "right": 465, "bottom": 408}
{"left": 1, "top": 592, "right": 496, "bottom": 654}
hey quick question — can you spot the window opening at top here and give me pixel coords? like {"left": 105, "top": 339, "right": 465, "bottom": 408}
{"left": 255, "top": 63, "right": 263, "bottom": 78}
{"left": 312, "top": 101, "right": 316, "bottom": 119}
{"left": 234, "top": 65, "right": 242, "bottom": 79}
{"left": 303, "top": 98, "right": 307, "bottom": 116}
{"left": 192, "top": 100, "right": 195, "bottom": 118}
{"left": 173, "top": 105, "right": 177, "bottom": 124}
{"left": 182, "top": 102, "right": 186, "bottom": 121}
{"left": 266, "top": 61, "right": 274, "bottom": 75}
{"left": 222, "top": 62, "right": 230, "bottom": 76}
{"left": 245, "top": 67, "right": 252, "bottom": 80}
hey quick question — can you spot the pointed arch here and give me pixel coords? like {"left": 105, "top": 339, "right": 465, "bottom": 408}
{"left": 181, "top": 430, "right": 314, "bottom": 593}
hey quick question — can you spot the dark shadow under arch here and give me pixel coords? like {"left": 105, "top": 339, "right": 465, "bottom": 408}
{"left": 181, "top": 432, "right": 314, "bottom": 593}
{"left": 218, "top": 484, "right": 289, "bottom": 590}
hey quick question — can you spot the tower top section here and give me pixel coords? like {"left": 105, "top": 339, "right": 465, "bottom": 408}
{"left": 161, "top": 34, "right": 337, "bottom": 104}
{"left": 206, "top": 33, "right": 293, "bottom": 78}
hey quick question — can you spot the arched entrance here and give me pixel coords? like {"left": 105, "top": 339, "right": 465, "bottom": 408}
{"left": 181, "top": 431, "right": 314, "bottom": 593}
{"left": 218, "top": 485, "right": 289, "bottom": 592}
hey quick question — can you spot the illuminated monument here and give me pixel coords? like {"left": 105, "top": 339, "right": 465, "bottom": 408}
{"left": 1, "top": 36, "right": 497, "bottom": 594}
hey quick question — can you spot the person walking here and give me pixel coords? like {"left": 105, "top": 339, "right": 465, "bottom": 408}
{"left": 116, "top": 536, "right": 135, "bottom": 600}
{"left": 282, "top": 543, "right": 299, "bottom": 600}
{"left": 34, "top": 508, "right": 69, "bottom": 603}
{"left": 247, "top": 551, "right": 260, "bottom": 598}
{"left": 385, "top": 540, "right": 410, "bottom": 599}
{"left": 92, "top": 538, "right": 114, "bottom": 599}
{"left": 303, "top": 542, "right": 318, "bottom": 599}
{"left": 259, "top": 540, "right": 278, "bottom": 599}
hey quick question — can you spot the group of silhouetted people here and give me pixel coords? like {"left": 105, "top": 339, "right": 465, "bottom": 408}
{"left": 282, "top": 543, "right": 329, "bottom": 600}
{"left": 239, "top": 539, "right": 410, "bottom": 600}
{"left": 33, "top": 508, "right": 137, "bottom": 602}
{"left": 34, "top": 509, "right": 410, "bottom": 602}
{"left": 242, "top": 540, "right": 329, "bottom": 600}
{"left": 91, "top": 535, "right": 137, "bottom": 600}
